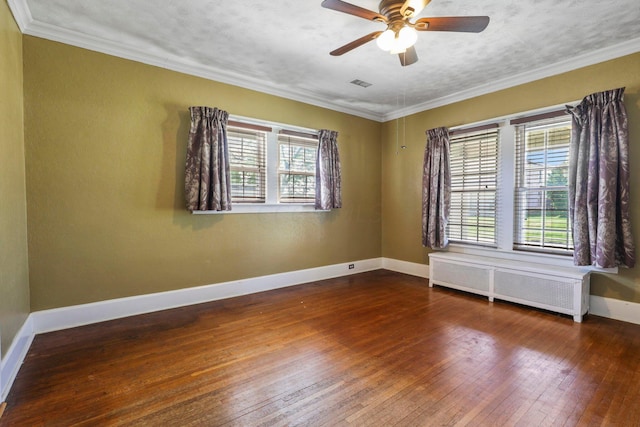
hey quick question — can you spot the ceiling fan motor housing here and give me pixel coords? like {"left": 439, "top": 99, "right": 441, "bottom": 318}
{"left": 379, "top": 0, "right": 411, "bottom": 23}
{"left": 380, "top": 0, "right": 433, "bottom": 20}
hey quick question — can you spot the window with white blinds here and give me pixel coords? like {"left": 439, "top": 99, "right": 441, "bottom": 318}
{"left": 447, "top": 127, "right": 499, "bottom": 246}
{"left": 278, "top": 131, "right": 318, "bottom": 203}
{"left": 228, "top": 122, "right": 268, "bottom": 203}
{"left": 513, "top": 116, "right": 573, "bottom": 253}
{"left": 226, "top": 119, "right": 319, "bottom": 207}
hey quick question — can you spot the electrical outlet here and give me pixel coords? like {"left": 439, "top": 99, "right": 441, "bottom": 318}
{"left": 348, "top": 264, "right": 355, "bottom": 269}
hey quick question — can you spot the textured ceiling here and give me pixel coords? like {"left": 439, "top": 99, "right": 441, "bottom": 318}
{"left": 10, "top": 0, "right": 640, "bottom": 121}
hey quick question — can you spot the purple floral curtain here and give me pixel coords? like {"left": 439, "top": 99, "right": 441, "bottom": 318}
{"left": 567, "top": 88, "right": 635, "bottom": 268}
{"left": 315, "top": 129, "right": 342, "bottom": 210}
{"left": 185, "top": 106, "right": 232, "bottom": 212}
{"left": 422, "top": 127, "right": 451, "bottom": 249}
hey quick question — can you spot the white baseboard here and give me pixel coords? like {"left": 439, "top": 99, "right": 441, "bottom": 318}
{"left": 382, "top": 258, "right": 429, "bottom": 278}
{"left": 589, "top": 295, "right": 640, "bottom": 325}
{"left": 31, "top": 258, "right": 383, "bottom": 334}
{"left": 1, "top": 317, "right": 34, "bottom": 402}
{"left": 3, "top": 258, "right": 637, "bottom": 403}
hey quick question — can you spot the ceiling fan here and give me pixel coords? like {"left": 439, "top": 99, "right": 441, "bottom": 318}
{"left": 321, "top": 0, "right": 490, "bottom": 66}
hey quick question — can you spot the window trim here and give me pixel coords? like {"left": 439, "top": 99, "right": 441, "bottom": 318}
{"left": 192, "top": 203, "right": 322, "bottom": 214}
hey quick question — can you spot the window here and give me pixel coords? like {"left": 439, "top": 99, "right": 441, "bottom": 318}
{"left": 447, "top": 126, "right": 499, "bottom": 246}
{"left": 228, "top": 123, "right": 268, "bottom": 203}
{"left": 227, "top": 118, "right": 319, "bottom": 208}
{"left": 278, "top": 131, "right": 317, "bottom": 203}
{"left": 513, "top": 116, "right": 572, "bottom": 253}
{"left": 447, "top": 106, "right": 575, "bottom": 260}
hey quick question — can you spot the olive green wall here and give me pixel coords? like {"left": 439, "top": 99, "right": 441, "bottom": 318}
{"left": 14, "top": 26, "right": 640, "bottom": 312}
{"left": 23, "top": 36, "right": 382, "bottom": 311}
{"left": 381, "top": 52, "right": 640, "bottom": 303}
{"left": 0, "top": 0, "right": 29, "bottom": 358}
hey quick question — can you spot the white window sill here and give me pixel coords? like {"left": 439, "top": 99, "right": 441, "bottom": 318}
{"left": 192, "top": 203, "right": 329, "bottom": 214}
{"left": 443, "top": 243, "right": 618, "bottom": 274}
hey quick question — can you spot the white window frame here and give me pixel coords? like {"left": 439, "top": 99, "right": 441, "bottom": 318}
{"left": 193, "top": 115, "right": 325, "bottom": 214}
{"left": 513, "top": 116, "right": 573, "bottom": 254}
{"left": 446, "top": 103, "right": 616, "bottom": 273}
{"left": 227, "top": 124, "right": 268, "bottom": 204}
{"left": 277, "top": 131, "right": 318, "bottom": 204}
{"left": 447, "top": 126, "right": 499, "bottom": 247}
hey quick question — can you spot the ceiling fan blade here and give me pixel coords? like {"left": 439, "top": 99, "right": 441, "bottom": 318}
{"left": 321, "top": 0, "right": 387, "bottom": 22}
{"left": 330, "top": 31, "right": 383, "bottom": 56}
{"left": 414, "top": 16, "right": 490, "bottom": 32}
{"left": 399, "top": 46, "right": 418, "bottom": 66}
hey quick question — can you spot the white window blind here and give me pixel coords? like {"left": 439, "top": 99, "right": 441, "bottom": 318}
{"left": 228, "top": 122, "right": 268, "bottom": 203}
{"left": 448, "top": 126, "right": 499, "bottom": 246}
{"left": 513, "top": 115, "right": 573, "bottom": 254}
{"left": 277, "top": 130, "right": 318, "bottom": 204}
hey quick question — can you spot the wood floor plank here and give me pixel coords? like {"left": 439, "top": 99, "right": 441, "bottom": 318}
{"left": 2, "top": 270, "right": 640, "bottom": 426}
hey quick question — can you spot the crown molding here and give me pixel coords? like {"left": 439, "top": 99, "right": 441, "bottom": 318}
{"left": 8, "top": 0, "right": 640, "bottom": 123}
{"left": 382, "top": 37, "right": 640, "bottom": 122}
{"left": 20, "top": 18, "right": 385, "bottom": 122}
{"left": 6, "top": 0, "right": 32, "bottom": 32}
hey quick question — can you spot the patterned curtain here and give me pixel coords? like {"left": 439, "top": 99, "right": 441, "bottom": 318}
{"left": 315, "top": 129, "right": 342, "bottom": 210}
{"left": 422, "top": 127, "right": 451, "bottom": 249}
{"left": 185, "top": 106, "right": 232, "bottom": 212}
{"left": 566, "top": 88, "right": 635, "bottom": 268}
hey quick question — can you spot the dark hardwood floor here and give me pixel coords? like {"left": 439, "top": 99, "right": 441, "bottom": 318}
{"left": 2, "top": 270, "right": 640, "bottom": 426}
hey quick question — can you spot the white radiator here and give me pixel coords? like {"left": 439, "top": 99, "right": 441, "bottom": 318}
{"left": 428, "top": 253, "right": 591, "bottom": 322}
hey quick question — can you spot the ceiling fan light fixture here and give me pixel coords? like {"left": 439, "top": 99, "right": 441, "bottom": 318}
{"left": 376, "top": 26, "right": 417, "bottom": 54}
{"left": 376, "top": 29, "right": 396, "bottom": 51}
{"left": 398, "top": 26, "right": 418, "bottom": 48}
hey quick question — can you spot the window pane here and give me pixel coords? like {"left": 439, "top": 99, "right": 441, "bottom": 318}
{"left": 279, "top": 173, "right": 315, "bottom": 202}
{"left": 514, "top": 118, "right": 573, "bottom": 254}
{"left": 447, "top": 129, "right": 499, "bottom": 246}
{"left": 280, "top": 145, "right": 316, "bottom": 172}
{"left": 231, "top": 171, "right": 263, "bottom": 201}
{"left": 228, "top": 126, "right": 266, "bottom": 203}
{"left": 278, "top": 133, "right": 317, "bottom": 203}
